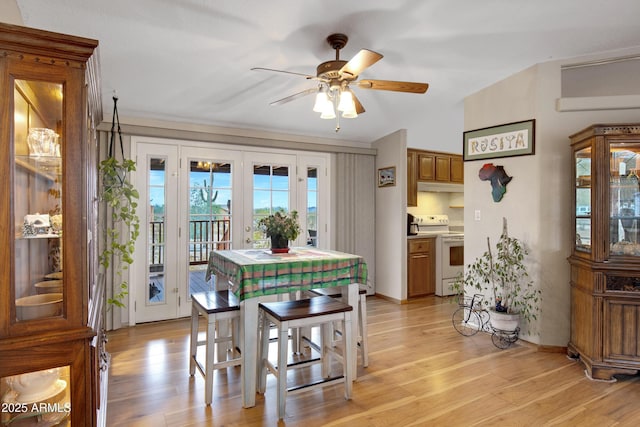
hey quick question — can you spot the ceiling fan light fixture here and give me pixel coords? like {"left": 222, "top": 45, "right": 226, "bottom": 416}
{"left": 312, "top": 87, "right": 329, "bottom": 112}
{"left": 342, "top": 108, "right": 358, "bottom": 119}
{"left": 320, "top": 100, "right": 336, "bottom": 119}
{"left": 337, "top": 89, "right": 353, "bottom": 112}
{"left": 337, "top": 89, "right": 357, "bottom": 118}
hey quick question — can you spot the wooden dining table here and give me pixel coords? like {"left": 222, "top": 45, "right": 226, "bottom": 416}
{"left": 205, "top": 247, "right": 368, "bottom": 408}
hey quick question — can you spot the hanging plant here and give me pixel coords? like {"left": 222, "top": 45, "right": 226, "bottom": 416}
{"left": 99, "top": 96, "right": 140, "bottom": 308}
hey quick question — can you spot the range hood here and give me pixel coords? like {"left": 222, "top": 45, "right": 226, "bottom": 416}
{"left": 417, "top": 182, "right": 464, "bottom": 193}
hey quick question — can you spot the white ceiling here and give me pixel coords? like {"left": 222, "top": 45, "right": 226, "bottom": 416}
{"left": 14, "top": 0, "right": 640, "bottom": 148}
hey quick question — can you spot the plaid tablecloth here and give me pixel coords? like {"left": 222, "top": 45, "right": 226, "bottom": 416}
{"left": 205, "top": 247, "right": 368, "bottom": 301}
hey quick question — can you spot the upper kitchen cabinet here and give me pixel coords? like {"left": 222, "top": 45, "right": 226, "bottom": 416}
{"left": 414, "top": 150, "right": 464, "bottom": 183}
{"left": 407, "top": 149, "right": 418, "bottom": 206}
{"left": 568, "top": 123, "right": 640, "bottom": 381}
{"left": 450, "top": 155, "right": 464, "bottom": 183}
{"left": 0, "top": 23, "right": 104, "bottom": 425}
{"left": 407, "top": 149, "right": 464, "bottom": 206}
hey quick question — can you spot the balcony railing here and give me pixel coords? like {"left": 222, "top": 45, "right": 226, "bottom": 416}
{"left": 149, "top": 219, "right": 230, "bottom": 268}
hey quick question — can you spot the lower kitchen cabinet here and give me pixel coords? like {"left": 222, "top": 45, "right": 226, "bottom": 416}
{"left": 408, "top": 238, "right": 436, "bottom": 297}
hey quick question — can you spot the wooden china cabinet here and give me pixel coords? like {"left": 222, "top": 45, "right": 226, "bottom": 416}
{"left": 0, "top": 23, "right": 105, "bottom": 425}
{"left": 568, "top": 123, "right": 640, "bottom": 380}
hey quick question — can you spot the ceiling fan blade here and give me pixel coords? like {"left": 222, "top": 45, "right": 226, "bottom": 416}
{"left": 357, "top": 79, "right": 429, "bottom": 94}
{"left": 340, "top": 49, "right": 383, "bottom": 78}
{"left": 269, "top": 88, "right": 317, "bottom": 106}
{"left": 352, "top": 92, "right": 365, "bottom": 114}
{"left": 251, "top": 67, "right": 319, "bottom": 80}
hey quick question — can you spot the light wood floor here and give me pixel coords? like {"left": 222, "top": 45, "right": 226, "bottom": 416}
{"left": 106, "top": 296, "right": 640, "bottom": 426}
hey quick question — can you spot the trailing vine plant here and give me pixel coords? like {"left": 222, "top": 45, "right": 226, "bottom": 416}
{"left": 99, "top": 96, "right": 140, "bottom": 308}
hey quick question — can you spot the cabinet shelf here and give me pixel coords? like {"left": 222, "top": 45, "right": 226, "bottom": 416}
{"left": 16, "top": 233, "right": 61, "bottom": 240}
{"left": 15, "top": 156, "right": 61, "bottom": 181}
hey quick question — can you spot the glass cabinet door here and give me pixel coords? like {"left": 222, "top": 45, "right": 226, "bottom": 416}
{"left": 13, "top": 79, "right": 65, "bottom": 323}
{"left": 575, "top": 146, "right": 592, "bottom": 253}
{"left": 1, "top": 365, "right": 71, "bottom": 425}
{"left": 609, "top": 142, "right": 640, "bottom": 256}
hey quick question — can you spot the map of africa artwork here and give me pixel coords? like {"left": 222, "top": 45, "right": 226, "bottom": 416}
{"left": 479, "top": 163, "right": 512, "bottom": 202}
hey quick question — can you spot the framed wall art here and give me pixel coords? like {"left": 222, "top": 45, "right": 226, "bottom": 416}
{"left": 463, "top": 119, "right": 535, "bottom": 161}
{"left": 377, "top": 166, "right": 396, "bottom": 187}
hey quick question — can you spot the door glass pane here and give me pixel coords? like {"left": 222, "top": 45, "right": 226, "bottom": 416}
{"left": 188, "top": 161, "right": 232, "bottom": 294}
{"left": 13, "top": 79, "right": 64, "bottom": 322}
{"left": 253, "top": 164, "right": 290, "bottom": 248}
{"left": 575, "top": 147, "right": 592, "bottom": 252}
{"left": 609, "top": 143, "right": 640, "bottom": 256}
{"left": 307, "top": 167, "right": 318, "bottom": 247}
{"left": 148, "top": 158, "right": 166, "bottom": 304}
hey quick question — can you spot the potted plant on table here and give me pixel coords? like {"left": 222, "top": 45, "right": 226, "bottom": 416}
{"left": 453, "top": 217, "right": 541, "bottom": 334}
{"left": 258, "top": 210, "right": 302, "bottom": 253}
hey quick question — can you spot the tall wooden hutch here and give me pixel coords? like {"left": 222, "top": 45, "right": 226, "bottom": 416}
{"left": 568, "top": 123, "right": 640, "bottom": 380}
{"left": 0, "top": 23, "right": 105, "bottom": 425}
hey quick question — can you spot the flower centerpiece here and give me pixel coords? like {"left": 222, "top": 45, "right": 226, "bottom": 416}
{"left": 257, "top": 210, "right": 302, "bottom": 253}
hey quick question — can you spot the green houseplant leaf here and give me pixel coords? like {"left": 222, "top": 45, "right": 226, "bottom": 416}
{"left": 452, "top": 217, "right": 541, "bottom": 334}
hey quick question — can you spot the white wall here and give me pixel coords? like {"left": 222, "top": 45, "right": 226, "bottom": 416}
{"left": 0, "top": 0, "right": 22, "bottom": 25}
{"left": 464, "top": 47, "right": 640, "bottom": 347}
{"left": 373, "top": 129, "right": 407, "bottom": 302}
{"left": 407, "top": 104, "right": 464, "bottom": 154}
{"left": 407, "top": 192, "right": 464, "bottom": 228}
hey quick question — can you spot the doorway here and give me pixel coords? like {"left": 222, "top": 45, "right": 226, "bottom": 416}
{"left": 130, "top": 138, "right": 328, "bottom": 323}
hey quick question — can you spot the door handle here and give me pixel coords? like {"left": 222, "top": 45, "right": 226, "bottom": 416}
{"left": 246, "top": 237, "right": 252, "bottom": 244}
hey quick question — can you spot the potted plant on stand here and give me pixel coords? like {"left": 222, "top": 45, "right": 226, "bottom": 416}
{"left": 258, "top": 210, "right": 301, "bottom": 253}
{"left": 453, "top": 217, "right": 541, "bottom": 335}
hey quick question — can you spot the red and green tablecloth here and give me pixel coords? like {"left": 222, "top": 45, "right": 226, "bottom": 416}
{"left": 205, "top": 247, "right": 368, "bottom": 301}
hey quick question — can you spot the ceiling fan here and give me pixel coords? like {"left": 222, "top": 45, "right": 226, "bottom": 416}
{"left": 252, "top": 33, "right": 429, "bottom": 131}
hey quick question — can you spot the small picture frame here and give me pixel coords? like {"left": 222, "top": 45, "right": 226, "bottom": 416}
{"left": 378, "top": 166, "right": 396, "bottom": 187}
{"left": 463, "top": 119, "right": 535, "bottom": 161}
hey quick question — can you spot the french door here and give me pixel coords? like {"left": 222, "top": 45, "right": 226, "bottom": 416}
{"left": 179, "top": 147, "right": 242, "bottom": 318}
{"left": 243, "top": 152, "right": 298, "bottom": 248}
{"left": 131, "top": 139, "right": 328, "bottom": 323}
{"left": 133, "top": 143, "right": 180, "bottom": 323}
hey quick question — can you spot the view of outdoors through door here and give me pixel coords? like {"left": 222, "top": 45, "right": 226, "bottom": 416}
{"left": 187, "top": 160, "right": 232, "bottom": 296}
{"left": 307, "top": 167, "right": 318, "bottom": 247}
{"left": 147, "top": 158, "right": 167, "bottom": 305}
{"left": 252, "top": 164, "right": 291, "bottom": 248}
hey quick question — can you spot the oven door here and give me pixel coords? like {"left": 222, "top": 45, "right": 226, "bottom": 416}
{"left": 442, "top": 235, "right": 464, "bottom": 280}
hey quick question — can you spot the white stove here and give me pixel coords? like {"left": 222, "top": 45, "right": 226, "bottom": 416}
{"left": 413, "top": 214, "right": 461, "bottom": 236}
{"left": 410, "top": 214, "right": 464, "bottom": 296}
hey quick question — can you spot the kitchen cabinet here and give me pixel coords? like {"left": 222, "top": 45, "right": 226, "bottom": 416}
{"left": 567, "top": 123, "right": 640, "bottom": 380}
{"left": 417, "top": 152, "right": 436, "bottom": 181}
{"left": 0, "top": 23, "right": 104, "bottom": 425}
{"left": 450, "top": 155, "right": 464, "bottom": 183}
{"left": 407, "top": 149, "right": 464, "bottom": 205}
{"left": 408, "top": 238, "right": 436, "bottom": 297}
{"left": 407, "top": 150, "right": 418, "bottom": 206}
{"left": 411, "top": 149, "right": 464, "bottom": 184}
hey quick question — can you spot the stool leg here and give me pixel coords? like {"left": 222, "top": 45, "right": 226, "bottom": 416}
{"left": 204, "top": 313, "right": 216, "bottom": 406}
{"left": 189, "top": 305, "right": 199, "bottom": 376}
{"left": 321, "top": 323, "right": 331, "bottom": 378}
{"left": 232, "top": 316, "right": 240, "bottom": 357}
{"left": 258, "top": 312, "right": 270, "bottom": 394}
{"left": 359, "top": 294, "right": 369, "bottom": 367}
{"left": 277, "top": 320, "right": 289, "bottom": 420}
{"left": 343, "top": 312, "right": 353, "bottom": 400}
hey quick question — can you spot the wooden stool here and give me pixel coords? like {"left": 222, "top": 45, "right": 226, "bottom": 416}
{"left": 258, "top": 295, "right": 353, "bottom": 420}
{"left": 308, "top": 287, "right": 369, "bottom": 367}
{"left": 189, "top": 290, "right": 241, "bottom": 406}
